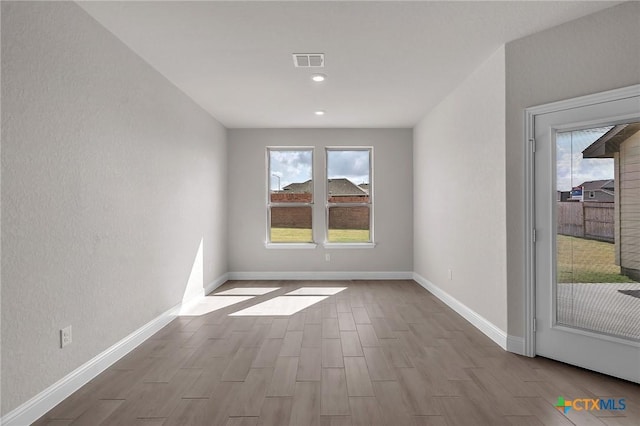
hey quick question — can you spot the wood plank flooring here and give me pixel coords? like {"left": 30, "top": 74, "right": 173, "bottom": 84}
{"left": 33, "top": 280, "right": 640, "bottom": 425}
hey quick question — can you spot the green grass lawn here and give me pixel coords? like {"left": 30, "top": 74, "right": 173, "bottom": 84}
{"left": 557, "top": 235, "right": 636, "bottom": 283}
{"left": 328, "top": 229, "right": 370, "bottom": 242}
{"left": 270, "top": 228, "right": 313, "bottom": 243}
{"left": 270, "top": 228, "right": 369, "bottom": 243}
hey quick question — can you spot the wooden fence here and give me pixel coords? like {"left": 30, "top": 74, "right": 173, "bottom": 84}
{"left": 270, "top": 193, "right": 370, "bottom": 230}
{"left": 557, "top": 202, "right": 614, "bottom": 242}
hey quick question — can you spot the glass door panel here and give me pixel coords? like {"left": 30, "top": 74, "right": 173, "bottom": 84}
{"left": 555, "top": 125, "right": 640, "bottom": 341}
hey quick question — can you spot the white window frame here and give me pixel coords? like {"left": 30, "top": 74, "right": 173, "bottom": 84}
{"left": 324, "top": 147, "right": 376, "bottom": 249}
{"left": 265, "top": 147, "right": 317, "bottom": 249}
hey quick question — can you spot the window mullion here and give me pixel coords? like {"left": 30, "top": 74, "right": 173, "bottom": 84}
{"left": 270, "top": 202, "right": 314, "bottom": 207}
{"left": 326, "top": 203, "right": 369, "bottom": 208}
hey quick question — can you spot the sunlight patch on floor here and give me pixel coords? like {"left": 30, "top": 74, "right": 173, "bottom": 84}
{"left": 179, "top": 296, "right": 255, "bottom": 316}
{"left": 285, "top": 287, "right": 347, "bottom": 296}
{"left": 215, "top": 287, "right": 280, "bottom": 296}
{"left": 229, "top": 295, "right": 329, "bottom": 316}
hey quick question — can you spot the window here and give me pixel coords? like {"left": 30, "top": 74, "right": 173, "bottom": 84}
{"left": 325, "top": 148, "right": 373, "bottom": 245}
{"left": 267, "top": 148, "right": 315, "bottom": 246}
{"left": 589, "top": 191, "right": 596, "bottom": 198}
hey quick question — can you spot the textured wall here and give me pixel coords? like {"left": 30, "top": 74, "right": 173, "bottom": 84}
{"left": 227, "top": 129, "right": 413, "bottom": 273}
{"left": 413, "top": 47, "right": 507, "bottom": 332}
{"left": 1, "top": 2, "right": 227, "bottom": 414}
{"left": 505, "top": 1, "right": 640, "bottom": 338}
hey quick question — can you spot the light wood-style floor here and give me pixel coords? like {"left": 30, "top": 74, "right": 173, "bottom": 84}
{"left": 33, "top": 280, "right": 639, "bottom": 425}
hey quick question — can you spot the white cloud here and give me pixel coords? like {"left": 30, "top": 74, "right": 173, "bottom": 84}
{"left": 327, "top": 150, "right": 370, "bottom": 184}
{"left": 269, "top": 150, "right": 312, "bottom": 189}
{"left": 556, "top": 127, "right": 614, "bottom": 191}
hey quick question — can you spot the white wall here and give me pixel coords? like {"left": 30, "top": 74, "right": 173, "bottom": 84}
{"left": 505, "top": 1, "right": 640, "bottom": 337}
{"left": 227, "top": 129, "right": 413, "bottom": 276}
{"left": 1, "top": 2, "right": 227, "bottom": 415}
{"left": 413, "top": 47, "right": 507, "bottom": 332}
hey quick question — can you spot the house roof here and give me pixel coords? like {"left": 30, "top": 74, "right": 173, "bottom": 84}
{"left": 358, "top": 183, "right": 370, "bottom": 194}
{"left": 580, "top": 179, "right": 615, "bottom": 191}
{"left": 282, "top": 180, "right": 312, "bottom": 194}
{"left": 583, "top": 123, "right": 640, "bottom": 158}
{"left": 328, "top": 178, "right": 368, "bottom": 197}
{"left": 281, "top": 178, "right": 368, "bottom": 197}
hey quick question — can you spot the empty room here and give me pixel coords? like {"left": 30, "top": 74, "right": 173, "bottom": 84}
{"left": 2, "top": 1, "right": 639, "bottom": 425}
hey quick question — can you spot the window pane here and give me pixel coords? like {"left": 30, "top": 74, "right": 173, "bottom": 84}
{"left": 555, "top": 125, "right": 640, "bottom": 341}
{"left": 328, "top": 206, "right": 370, "bottom": 242}
{"left": 270, "top": 206, "right": 313, "bottom": 242}
{"left": 270, "top": 150, "right": 313, "bottom": 203}
{"left": 327, "top": 150, "right": 370, "bottom": 203}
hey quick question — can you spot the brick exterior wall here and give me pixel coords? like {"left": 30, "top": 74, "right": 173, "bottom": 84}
{"left": 271, "top": 206, "right": 312, "bottom": 229}
{"left": 270, "top": 193, "right": 313, "bottom": 229}
{"left": 271, "top": 193, "right": 313, "bottom": 203}
{"left": 270, "top": 193, "right": 370, "bottom": 229}
{"left": 328, "top": 196, "right": 368, "bottom": 203}
{"left": 328, "top": 205, "right": 370, "bottom": 230}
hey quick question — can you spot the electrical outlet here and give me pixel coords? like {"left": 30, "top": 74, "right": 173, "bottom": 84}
{"left": 61, "top": 325, "right": 72, "bottom": 348}
{"left": 325, "top": 253, "right": 331, "bottom": 262}
{"left": 448, "top": 269, "right": 453, "bottom": 280}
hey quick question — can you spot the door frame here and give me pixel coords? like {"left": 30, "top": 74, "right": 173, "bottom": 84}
{"left": 523, "top": 84, "right": 640, "bottom": 358}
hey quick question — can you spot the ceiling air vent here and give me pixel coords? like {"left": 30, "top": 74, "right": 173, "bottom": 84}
{"left": 293, "top": 53, "right": 324, "bottom": 68}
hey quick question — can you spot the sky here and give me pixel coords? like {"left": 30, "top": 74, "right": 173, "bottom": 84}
{"left": 327, "top": 150, "right": 370, "bottom": 184}
{"left": 269, "top": 149, "right": 370, "bottom": 190}
{"left": 556, "top": 126, "right": 614, "bottom": 191}
{"left": 269, "top": 150, "right": 312, "bottom": 190}
{"left": 269, "top": 138, "right": 613, "bottom": 193}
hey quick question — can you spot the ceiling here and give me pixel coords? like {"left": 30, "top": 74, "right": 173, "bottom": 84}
{"left": 78, "top": 1, "right": 621, "bottom": 128}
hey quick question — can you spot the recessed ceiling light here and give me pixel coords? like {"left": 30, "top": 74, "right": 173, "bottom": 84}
{"left": 311, "top": 74, "right": 326, "bottom": 82}
{"left": 315, "top": 110, "right": 325, "bottom": 116}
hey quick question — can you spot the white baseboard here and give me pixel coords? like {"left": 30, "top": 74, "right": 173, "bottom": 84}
{"left": 228, "top": 271, "right": 414, "bottom": 281}
{"left": 412, "top": 272, "right": 508, "bottom": 350}
{"left": 3, "top": 271, "right": 521, "bottom": 425}
{"left": 1, "top": 274, "right": 229, "bottom": 426}
{"left": 205, "top": 272, "right": 230, "bottom": 295}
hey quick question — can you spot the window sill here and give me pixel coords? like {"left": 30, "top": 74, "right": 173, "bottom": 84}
{"left": 323, "top": 242, "right": 377, "bottom": 249}
{"left": 265, "top": 242, "right": 318, "bottom": 249}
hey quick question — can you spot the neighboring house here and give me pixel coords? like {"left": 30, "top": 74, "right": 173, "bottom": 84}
{"left": 271, "top": 178, "right": 370, "bottom": 230}
{"left": 583, "top": 123, "right": 640, "bottom": 281}
{"left": 271, "top": 180, "right": 313, "bottom": 203}
{"left": 281, "top": 179, "right": 312, "bottom": 194}
{"left": 275, "top": 178, "right": 369, "bottom": 202}
{"left": 327, "top": 178, "right": 369, "bottom": 201}
{"left": 358, "top": 183, "right": 370, "bottom": 194}
{"left": 557, "top": 190, "right": 571, "bottom": 202}
{"left": 579, "top": 179, "right": 615, "bottom": 203}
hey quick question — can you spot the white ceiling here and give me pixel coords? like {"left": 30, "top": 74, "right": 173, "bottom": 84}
{"left": 78, "top": 1, "right": 621, "bottom": 128}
